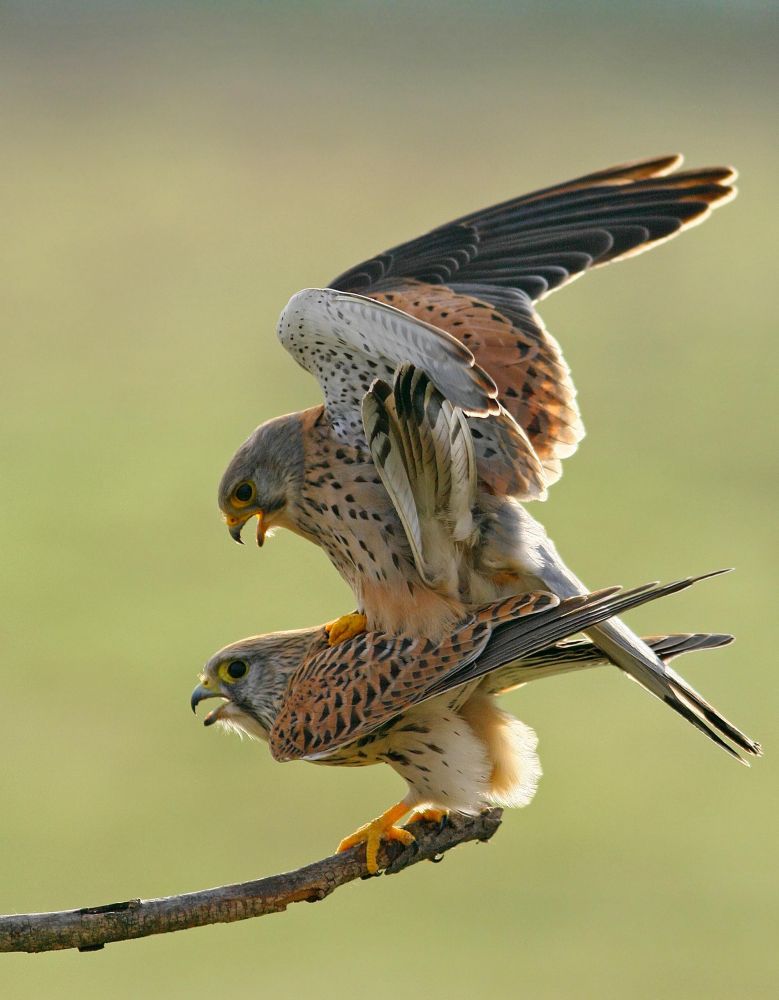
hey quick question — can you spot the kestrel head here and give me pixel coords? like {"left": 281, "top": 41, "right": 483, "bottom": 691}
{"left": 218, "top": 412, "right": 304, "bottom": 546}
{"left": 190, "top": 628, "right": 317, "bottom": 739}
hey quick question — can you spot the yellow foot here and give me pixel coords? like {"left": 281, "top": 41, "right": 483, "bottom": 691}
{"left": 406, "top": 807, "right": 448, "bottom": 826}
{"left": 337, "top": 801, "right": 415, "bottom": 873}
{"left": 325, "top": 612, "right": 368, "bottom": 646}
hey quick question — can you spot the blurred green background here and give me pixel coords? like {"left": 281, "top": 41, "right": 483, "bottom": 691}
{"left": 2, "top": 1, "right": 776, "bottom": 997}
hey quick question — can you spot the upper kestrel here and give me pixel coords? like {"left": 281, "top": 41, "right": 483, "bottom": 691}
{"left": 217, "top": 155, "right": 754, "bottom": 760}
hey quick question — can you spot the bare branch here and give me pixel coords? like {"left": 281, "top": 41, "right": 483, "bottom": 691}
{"left": 0, "top": 809, "right": 502, "bottom": 954}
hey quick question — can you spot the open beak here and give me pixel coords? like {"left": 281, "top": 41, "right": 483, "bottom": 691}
{"left": 190, "top": 682, "right": 228, "bottom": 726}
{"left": 226, "top": 511, "right": 265, "bottom": 546}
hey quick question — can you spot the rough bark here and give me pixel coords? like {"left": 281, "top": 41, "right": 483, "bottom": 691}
{"left": 0, "top": 809, "right": 502, "bottom": 954}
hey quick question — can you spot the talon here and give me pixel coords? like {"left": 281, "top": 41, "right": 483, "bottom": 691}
{"left": 325, "top": 612, "right": 368, "bottom": 646}
{"left": 336, "top": 801, "right": 414, "bottom": 873}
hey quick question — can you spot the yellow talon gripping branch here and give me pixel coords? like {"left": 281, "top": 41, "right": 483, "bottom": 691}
{"left": 336, "top": 802, "right": 415, "bottom": 874}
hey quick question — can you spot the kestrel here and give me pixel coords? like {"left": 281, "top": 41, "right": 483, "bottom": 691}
{"left": 191, "top": 571, "right": 747, "bottom": 872}
{"left": 217, "top": 155, "right": 753, "bottom": 759}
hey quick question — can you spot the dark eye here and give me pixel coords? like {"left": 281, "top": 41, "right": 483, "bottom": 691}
{"left": 227, "top": 659, "right": 247, "bottom": 679}
{"left": 234, "top": 482, "right": 254, "bottom": 504}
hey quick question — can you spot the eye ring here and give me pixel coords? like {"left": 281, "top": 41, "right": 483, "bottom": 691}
{"left": 233, "top": 481, "right": 255, "bottom": 507}
{"left": 219, "top": 659, "right": 248, "bottom": 683}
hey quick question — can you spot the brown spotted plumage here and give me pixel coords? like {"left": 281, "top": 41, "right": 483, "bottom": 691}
{"left": 192, "top": 573, "right": 756, "bottom": 871}
{"left": 271, "top": 591, "right": 557, "bottom": 763}
{"left": 217, "top": 155, "right": 750, "bottom": 759}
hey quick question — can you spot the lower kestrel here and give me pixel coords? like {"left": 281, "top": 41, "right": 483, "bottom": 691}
{"left": 191, "top": 572, "right": 750, "bottom": 872}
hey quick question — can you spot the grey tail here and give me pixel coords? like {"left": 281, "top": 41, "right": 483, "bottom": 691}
{"left": 489, "top": 631, "right": 734, "bottom": 693}
{"left": 579, "top": 575, "right": 761, "bottom": 764}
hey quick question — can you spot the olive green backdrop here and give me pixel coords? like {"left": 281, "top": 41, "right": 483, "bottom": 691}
{"left": 2, "top": 2, "right": 776, "bottom": 997}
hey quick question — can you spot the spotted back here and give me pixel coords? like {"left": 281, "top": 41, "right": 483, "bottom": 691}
{"left": 269, "top": 591, "right": 558, "bottom": 763}
{"left": 270, "top": 616, "right": 495, "bottom": 762}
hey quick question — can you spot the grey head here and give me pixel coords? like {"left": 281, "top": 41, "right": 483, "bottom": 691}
{"left": 190, "top": 627, "right": 321, "bottom": 741}
{"left": 218, "top": 411, "right": 305, "bottom": 546}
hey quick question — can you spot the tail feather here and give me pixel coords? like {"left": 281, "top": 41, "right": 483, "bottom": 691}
{"left": 489, "top": 631, "right": 734, "bottom": 693}
{"left": 524, "top": 526, "right": 759, "bottom": 762}
{"left": 643, "top": 632, "right": 734, "bottom": 660}
{"left": 667, "top": 671, "right": 761, "bottom": 759}
{"left": 662, "top": 686, "right": 748, "bottom": 763}
{"left": 585, "top": 607, "right": 761, "bottom": 762}
{"left": 571, "top": 579, "right": 760, "bottom": 761}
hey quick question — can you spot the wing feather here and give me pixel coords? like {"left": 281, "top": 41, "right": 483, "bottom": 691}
{"left": 277, "top": 288, "right": 499, "bottom": 444}
{"left": 363, "top": 365, "right": 480, "bottom": 588}
{"left": 329, "top": 155, "right": 736, "bottom": 484}
{"left": 361, "top": 383, "right": 427, "bottom": 577}
{"left": 367, "top": 284, "right": 580, "bottom": 484}
{"left": 364, "top": 362, "right": 546, "bottom": 592}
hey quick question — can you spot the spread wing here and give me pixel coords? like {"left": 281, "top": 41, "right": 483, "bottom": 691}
{"left": 330, "top": 155, "right": 736, "bottom": 484}
{"left": 277, "top": 287, "right": 499, "bottom": 445}
{"left": 269, "top": 578, "right": 715, "bottom": 762}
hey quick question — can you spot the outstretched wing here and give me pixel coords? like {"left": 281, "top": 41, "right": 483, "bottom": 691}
{"left": 330, "top": 155, "right": 736, "bottom": 483}
{"left": 277, "top": 287, "right": 499, "bottom": 444}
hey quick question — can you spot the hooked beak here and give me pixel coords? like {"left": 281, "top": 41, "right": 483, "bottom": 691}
{"left": 228, "top": 519, "right": 245, "bottom": 544}
{"left": 225, "top": 511, "right": 265, "bottom": 546}
{"left": 190, "top": 681, "right": 227, "bottom": 726}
